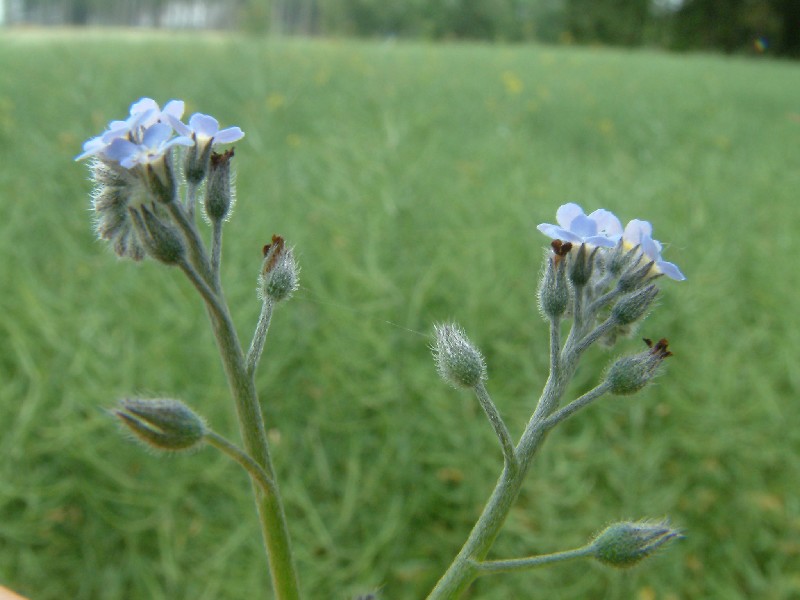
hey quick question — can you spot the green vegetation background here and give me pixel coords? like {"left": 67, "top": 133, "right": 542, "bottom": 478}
{"left": 1, "top": 31, "right": 798, "bottom": 599}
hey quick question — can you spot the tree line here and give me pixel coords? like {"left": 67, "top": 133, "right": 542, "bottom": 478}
{"left": 8, "top": 0, "right": 800, "bottom": 58}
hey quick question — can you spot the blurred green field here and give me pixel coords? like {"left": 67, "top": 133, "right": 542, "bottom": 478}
{"left": 1, "top": 30, "right": 799, "bottom": 599}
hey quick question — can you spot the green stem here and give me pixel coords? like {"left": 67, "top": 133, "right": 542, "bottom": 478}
{"left": 179, "top": 260, "right": 301, "bottom": 600}
{"left": 427, "top": 316, "right": 579, "bottom": 599}
{"left": 474, "top": 382, "right": 517, "bottom": 472}
{"left": 247, "top": 298, "right": 274, "bottom": 379}
{"left": 211, "top": 218, "right": 223, "bottom": 289}
{"left": 168, "top": 200, "right": 213, "bottom": 286}
{"left": 541, "top": 381, "right": 612, "bottom": 431}
{"left": 473, "top": 544, "right": 594, "bottom": 575}
{"left": 205, "top": 430, "right": 277, "bottom": 497}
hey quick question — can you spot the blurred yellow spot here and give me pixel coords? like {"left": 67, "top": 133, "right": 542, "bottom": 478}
{"left": 637, "top": 586, "right": 656, "bottom": 600}
{"left": 539, "top": 52, "right": 556, "bottom": 66}
{"left": 437, "top": 467, "right": 464, "bottom": 484}
{"left": 750, "top": 491, "right": 783, "bottom": 513}
{"left": 537, "top": 85, "right": 551, "bottom": 101}
{"left": 286, "top": 134, "right": 303, "bottom": 148}
{"left": 0, "top": 97, "right": 14, "bottom": 132}
{"left": 501, "top": 71, "right": 523, "bottom": 95}
{"left": 314, "top": 69, "right": 330, "bottom": 86}
{"left": 267, "top": 428, "right": 282, "bottom": 446}
{"left": 598, "top": 118, "right": 615, "bottom": 135}
{"left": 685, "top": 553, "right": 703, "bottom": 573}
{"left": 58, "top": 131, "right": 77, "bottom": 151}
{"left": 267, "top": 93, "right": 286, "bottom": 111}
{"left": 713, "top": 135, "right": 731, "bottom": 150}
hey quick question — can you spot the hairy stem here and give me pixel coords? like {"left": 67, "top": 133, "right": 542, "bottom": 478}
{"left": 205, "top": 430, "right": 277, "bottom": 497}
{"left": 473, "top": 544, "right": 594, "bottom": 575}
{"left": 474, "top": 382, "right": 517, "bottom": 472}
{"left": 247, "top": 298, "right": 274, "bottom": 379}
{"left": 179, "top": 260, "right": 300, "bottom": 600}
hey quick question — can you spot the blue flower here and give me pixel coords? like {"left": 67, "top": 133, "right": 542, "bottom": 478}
{"left": 622, "top": 219, "right": 686, "bottom": 281}
{"left": 102, "top": 122, "right": 193, "bottom": 169}
{"left": 169, "top": 112, "right": 244, "bottom": 147}
{"left": 75, "top": 98, "right": 189, "bottom": 163}
{"left": 538, "top": 203, "right": 623, "bottom": 248}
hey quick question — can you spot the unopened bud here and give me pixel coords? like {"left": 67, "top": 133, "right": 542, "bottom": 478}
{"left": 114, "top": 398, "right": 207, "bottom": 452}
{"left": 258, "top": 235, "right": 299, "bottom": 302}
{"left": 145, "top": 155, "right": 177, "bottom": 204}
{"left": 569, "top": 243, "right": 598, "bottom": 287}
{"left": 184, "top": 137, "right": 214, "bottom": 185}
{"left": 538, "top": 241, "right": 571, "bottom": 319}
{"left": 618, "top": 257, "right": 657, "bottom": 293}
{"left": 591, "top": 519, "right": 682, "bottom": 568}
{"left": 432, "top": 323, "right": 487, "bottom": 389}
{"left": 205, "top": 148, "right": 234, "bottom": 222}
{"left": 612, "top": 284, "right": 658, "bottom": 326}
{"left": 606, "top": 337, "right": 672, "bottom": 395}
{"left": 130, "top": 204, "right": 186, "bottom": 265}
{"left": 90, "top": 161, "right": 149, "bottom": 261}
{"left": 606, "top": 239, "right": 637, "bottom": 277}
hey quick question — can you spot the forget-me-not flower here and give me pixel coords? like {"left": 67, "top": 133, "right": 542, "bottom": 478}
{"left": 75, "top": 98, "right": 189, "bottom": 163}
{"left": 623, "top": 219, "right": 685, "bottom": 281}
{"left": 538, "top": 203, "right": 623, "bottom": 248}
{"left": 102, "top": 122, "right": 194, "bottom": 169}
{"left": 169, "top": 113, "right": 245, "bottom": 147}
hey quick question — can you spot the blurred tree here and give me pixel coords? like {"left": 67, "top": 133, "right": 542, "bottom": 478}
{"left": 664, "top": 0, "right": 799, "bottom": 56}
{"left": 4, "top": 0, "right": 799, "bottom": 57}
{"left": 564, "top": 0, "right": 651, "bottom": 46}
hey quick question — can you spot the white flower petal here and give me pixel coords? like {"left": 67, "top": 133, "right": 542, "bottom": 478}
{"left": 556, "top": 203, "right": 585, "bottom": 229}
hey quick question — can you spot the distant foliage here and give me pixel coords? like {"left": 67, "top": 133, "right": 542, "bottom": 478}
{"left": 6, "top": 0, "right": 800, "bottom": 56}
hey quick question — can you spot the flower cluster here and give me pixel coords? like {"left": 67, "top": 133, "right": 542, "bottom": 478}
{"left": 76, "top": 98, "right": 244, "bottom": 261}
{"left": 76, "top": 97, "right": 243, "bottom": 169}
{"left": 537, "top": 202, "right": 685, "bottom": 281}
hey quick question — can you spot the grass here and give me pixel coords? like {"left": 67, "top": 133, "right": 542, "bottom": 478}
{"left": 1, "top": 29, "right": 799, "bottom": 599}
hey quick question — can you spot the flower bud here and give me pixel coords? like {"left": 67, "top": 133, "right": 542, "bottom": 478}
{"left": 538, "top": 242, "right": 570, "bottom": 319}
{"left": 145, "top": 154, "right": 177, "bottom": 204}
{"left": 605, "top": 337, "right": 672, "bottom": 395}
{"left": 606, "top": 239, "right": 637, "bottom": 277}
{"left": 611, "top": 284, "right": 658, "bottom": 326}
{"left": 90, "top": 160, "right": 150, "bottom": 261}
{"left": 129, "top": 204, "right": 186, "bottom": 266}
{"left": 432, "top": 323, "right": 487, "bottom": 389}
{"left": 258, "top": 235, "right": 299, "bottom": 303}
{"left": 205, "top": 148, "right": 235, "bottom": 222}
{"left": 114, "top": 398, "right": 207, "bottom": 452}
{"left": 617, "top": 257, "right": 657, "bottom": 293}
{"left": 591, "top": 519, "right": 682, "bottom": 568}
{"left": 184, "top": 136, "right": 214, "bottom": 186}
{"left": 569, "top": 243, "right": 597, "bottom": 287}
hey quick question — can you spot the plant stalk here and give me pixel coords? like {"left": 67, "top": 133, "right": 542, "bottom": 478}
{"left": 181, "top": 261, "right": 301, "bottom": 600}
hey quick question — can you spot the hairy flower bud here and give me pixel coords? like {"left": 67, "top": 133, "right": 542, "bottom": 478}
{"left": 606, "top": 239, "right": 637, "bottom": 277}
{"left": 606, "top": 337, "right": 672, "bottom": 395}
{"left": 591, "top": 519, "right": 682, "bottom": 568}
{"left": 611, "top": 284, "right": 659, "bottom": 326}
{"left": 432, "top": 323, "right": 487, "bottom": 389}
{"left": 184, "top": 137, "right": 214, "bottom": 186}
{"left": 569, "top": 242, "right": 597, "bottom": 287}
{"left": 617, "top": 257, "right": 657, "bottom": 292}
{"left": 129, "top": 204, "right": 186, "bottom": 266}
{"left": 258, "top": 235, "right": 299, "bottom": 303}
{"left": 145, "top": 155, "right": 178, "bottom": 204}
{"left": 205, "top": 148, "right": 235, "bottom": 222}
{"left": 538, "top": 241, "right": 571, "bottom": 319}
{"left": 114, "top": 398, "right": 207, "bottom": 452}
